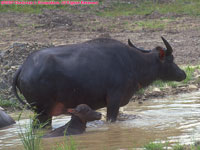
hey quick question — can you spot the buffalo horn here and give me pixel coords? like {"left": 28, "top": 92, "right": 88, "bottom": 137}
{"left": 128, "top": 39, "right": 151, "bottom": 53}
{"left": 161, "top": 36, "right": 173, "bottom": 56}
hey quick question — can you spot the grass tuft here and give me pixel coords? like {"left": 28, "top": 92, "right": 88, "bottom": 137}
{"left": 0, "top": 98, "right": 20, "bottom": 108}
{"left": 18, "top": 112, "right": 78, "bottom": 150}
{"left": 182, "top": 66, "right": 196, "bottom": 84}
{"left": 144, "top": 142, "right": 168, "bottom": 150}
{"left": 153, "top": 65, "right": 198, "bottom": 88}
{"left": 97, "top": 0, "right": 200, "bottom": 17}
{"left": 18, "top": 113, "right": 45, "bottom": 150}
{"left": 134, "top": 20, "right": 166, "bottom": 30}
{"left": 173, "top": 144, "right": 185, "bottom": 150}
{"left": 53, "top": 137, "right": 78, "bottom": 150}
{"left": 134, "top": 65, "right": 200, "bottom": 97}
{"left": 1, "top": 0, "right": 200, "bottom": 17}
{"left": 144, "top": 141, "right": 200, "bottom": 150}
{"left": 0, "top": 0, "right": 100, "bottom": 14}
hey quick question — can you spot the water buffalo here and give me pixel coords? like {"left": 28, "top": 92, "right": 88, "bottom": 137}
{"left": 43, "top": 104, "right": 101, "bottom": 138}
{"left": 12, "top": 37, "right": 186, "bottom": 124}
{"left": 0, "top": 107, "right": 15, "bottom": 128}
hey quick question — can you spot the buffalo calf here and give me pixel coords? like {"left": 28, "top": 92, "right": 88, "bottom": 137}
{"left": 43, "top": 104, "right": 101, "bottom": 138}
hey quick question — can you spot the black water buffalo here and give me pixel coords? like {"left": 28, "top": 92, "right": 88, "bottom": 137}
{"left": 12, "top": 37, "right": 186, "bottom": 124}
{"left": 43, "top": 104, "right": 101, "bottom": 138}
{"left": 0, "top": 107, "right": 15, "bottom": 128}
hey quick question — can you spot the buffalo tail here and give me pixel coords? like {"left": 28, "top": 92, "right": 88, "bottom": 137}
{"left": 12, "top": 66, "right": 31, "bottom": 109}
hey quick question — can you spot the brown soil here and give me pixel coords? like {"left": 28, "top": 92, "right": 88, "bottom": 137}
{"left": 0, "top": 8, "right": 200, "bottom": 104}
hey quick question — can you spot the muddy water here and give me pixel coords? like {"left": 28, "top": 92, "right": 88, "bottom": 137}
{"left": 1, "top": 90, "right": 200, "bottom": 150}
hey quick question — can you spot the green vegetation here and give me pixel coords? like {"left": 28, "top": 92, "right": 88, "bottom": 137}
{"left": 0, "top": 0, "right": 100, "bottom": 14}
{"left": 53, "top": 123, "right": 78, "bottom": 150}
{"left": 0, "top": 92, "right": 26, "bottom": 109}
{"left": 136, "top": 65, "right": 200, "bottom": 96}
{"left": 144, "top": 142, "right": 168, "bottom": 150}
{"left": 144, "top": 141, "right": 200, "bottom": 150}
{"left": 18, "top": 113, "right": 44, "bottom": 150}
{"left": 18, "top": 113, "right": 78, "bottom": 150}
{"left": 173, "top": 144, "right": 185, "bottom": 150}
{"left": 53, "top": 137, "right": 78, "bottom": 150}
{"left": 1, "top": 0, "right": 200, "bottom": 31}
{"left": 97, "top": 0, "right": 200, "bottom": 17}
{"left": 152, "top": 79, "right": 180, "bottom": 89}
{"left": 0, "top": 98, "right": 20, "bottom": 108}
{"left": 1, "top": 0, "right": 200, "bottom": 17}
{"left": 125, "top": 18, "right": 173, "bottom": 31}
{"left": 134, "top": 20, "right": 167, "bottom": 30}
{"left": 136, "top": 88, "right": 145, "bottom": 95}
{"left": 182, "top": 66, "right": 200, "bottom": 84}
{"left": 153, "top": 65, "right": 199, "bottom": 88}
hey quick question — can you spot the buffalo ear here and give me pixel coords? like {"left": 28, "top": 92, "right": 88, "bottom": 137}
{"left": 156, "top": 46, "right": 166, "bottom": 61}
{"left": 128, "top": 39, "right": 134, "bottom": 47}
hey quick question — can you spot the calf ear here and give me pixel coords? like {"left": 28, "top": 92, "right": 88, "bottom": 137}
{"left": 67, "top": 108, "right": 76, "bottom": 114}
{"left": 156, "top": 46, "right": 166, "bottom": 61}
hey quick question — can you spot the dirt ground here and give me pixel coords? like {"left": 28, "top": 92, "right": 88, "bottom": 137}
{"left": 0, "top": 9, "right": 200, "bottom": 64}
{"left": 0, "top": 8, "right": 200, "bottom": 102}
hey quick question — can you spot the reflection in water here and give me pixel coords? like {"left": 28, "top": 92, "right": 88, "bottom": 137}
{"left": 0, "top": 90, "right": 200, "bottom": 150}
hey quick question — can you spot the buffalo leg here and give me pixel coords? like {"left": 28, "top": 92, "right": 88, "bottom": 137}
{"left": 33, "top": 113, "right": 52, "bottom": 128}
{"left": 106, "top": 94, "right": 121, "bottom": 122}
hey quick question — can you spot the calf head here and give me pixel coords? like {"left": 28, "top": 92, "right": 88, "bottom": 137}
{"left": 67, "top": 104, "right": 102, "bottom": 123}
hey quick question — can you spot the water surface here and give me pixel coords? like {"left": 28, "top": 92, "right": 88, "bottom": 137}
{"left": 0, "top": 90, "right": 200, "bottom": 150}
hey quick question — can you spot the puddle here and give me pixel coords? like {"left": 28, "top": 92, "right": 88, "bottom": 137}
{"left": 0, "top": 90, "right": 200, "bottom": 150}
